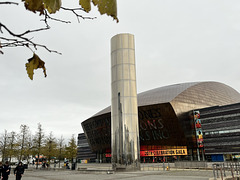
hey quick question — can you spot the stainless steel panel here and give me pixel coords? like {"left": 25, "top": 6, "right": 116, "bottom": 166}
{"left": 111, "top": 33, "right": 140, "bottom": 170}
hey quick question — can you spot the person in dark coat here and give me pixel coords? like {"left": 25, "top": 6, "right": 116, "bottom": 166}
{"left": 14, "top": 162, "right": 24, "bottom": 180}
{"left": 0, "top": 162, "right": 3, "bottom": 178}
{"left": 2, "top": 161, "right": 11, "bottom": 180}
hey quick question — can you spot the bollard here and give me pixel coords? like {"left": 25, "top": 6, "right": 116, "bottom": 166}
{"left": 223, "top": 163, "right": 226, "bottom": 177}
{"left": 236, "top": 162, "right": 239, "bottom": 175}
{"left": 220, "top": 166, "right": 223, "bottom": 180}
{"left": 230, "top": 163, "right": 235, "bottom": 179}
{"left": 237, "top": 162, "right": 240, "bottom": 174}
{"left": 216, "top": 164, "right": 219, "bottom": 178}
{"left": 213, "top": 164, "right": 216, "bottom": 180}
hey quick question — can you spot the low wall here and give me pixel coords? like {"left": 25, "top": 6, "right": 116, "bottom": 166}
{"left": 175, "top": 161, "right": 207, "bottom": 169}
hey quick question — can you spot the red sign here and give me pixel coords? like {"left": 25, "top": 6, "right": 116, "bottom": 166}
{"left": 140, "top": 148, "right": 187, "bottom": 157}
{"left": 105, "top": 153, "right": 111, "bottom": 157}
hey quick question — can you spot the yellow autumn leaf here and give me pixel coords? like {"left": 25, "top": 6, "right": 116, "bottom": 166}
{"left": 79, "top": 0, "right": 91, "bottom": 13}
{"left": 22, "top": 0, "right": 45, "bottom": 15}
{"left": 25, "top": 53, "right": 47, "bottom": 80}
{"left": 80, "top": 0, "right": 118, "bottom": 22}
{"left": 43, "top": 0, "right": 62, "bottom": 14}
{"left": 92, "top": 0, "right": 118, "bottom": 22}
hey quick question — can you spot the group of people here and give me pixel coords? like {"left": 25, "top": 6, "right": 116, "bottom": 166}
{"left": 0, "top": 161, "right": 25, "bottom": 180}
{"left": 41, "top": 161, "right": 49, "bottom": 169}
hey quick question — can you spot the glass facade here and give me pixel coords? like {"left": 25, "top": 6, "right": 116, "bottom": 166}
{"left": 77, "top": 133, "right": 96, "bottom": 163}
{"left": 196, "top": 103, "right": 240, "bottom": 161}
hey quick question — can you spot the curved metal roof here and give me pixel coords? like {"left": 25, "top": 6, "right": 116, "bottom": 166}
{"left": 92, "top": 81, "right": 240, "bottom": 117}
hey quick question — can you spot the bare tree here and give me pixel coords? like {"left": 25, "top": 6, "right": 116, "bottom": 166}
{"left": 43, "top": 132, "right": 57, "bottom": 167}
{"left": 0, "top": 130, "right": 9, "bottom": 162}
{"left": 18, "top": 124, "right": 30, "bottom": 161}
{"left": 57, "top": 135, "right": 65, "bottom": 168}
{"left": 7, "top": 131, "right": 17, "bottom": 163}
{"left": 65, "top": 134, "right": 77, "bottom": 163}
{"left": 33, "top": 123, "right": 45, "bottom": 169}
{"left": 25, "top": 134, "right": 33, "bottom": 164}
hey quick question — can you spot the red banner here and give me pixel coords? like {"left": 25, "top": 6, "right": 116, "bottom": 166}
{"left": 140, "top": 148, "right": 187, "bottom": 157}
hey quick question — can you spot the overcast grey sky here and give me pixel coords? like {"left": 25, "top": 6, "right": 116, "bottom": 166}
{"left": 1, "top": 0, "right": 240, "bottom": 140}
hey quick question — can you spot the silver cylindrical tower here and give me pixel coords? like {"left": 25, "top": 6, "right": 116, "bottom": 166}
{"left": 111, "top": 33, "right": 140, "bottom": 171}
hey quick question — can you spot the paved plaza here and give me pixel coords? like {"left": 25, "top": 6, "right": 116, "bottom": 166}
{"left": 8, "top": 170, "right": 213, "bottom": 180}
{"left": 7, "top": 163, "right": 240, "bottom": 180}
{"left": 7, "top": 166, "right": 214, "bottom": 180}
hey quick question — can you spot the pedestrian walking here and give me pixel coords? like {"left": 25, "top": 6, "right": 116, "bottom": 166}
{"left": 2, "top": 161, "right": 11, "bottom": 180}
{"left": 0, "top": 162, "right": 3, "bottom": 178}
{"left": 14, "top": 162, "right": 24, "bottom": 180}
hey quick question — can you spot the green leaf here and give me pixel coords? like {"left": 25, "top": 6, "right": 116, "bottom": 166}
{"left": 22, "top": 0, "right": 45, "bottom": 15}
{"left": 43, "top": 0, "right": 62, "bottom": 14}
{"left": 25, "top": 53, "right": 47, "bottom": 80}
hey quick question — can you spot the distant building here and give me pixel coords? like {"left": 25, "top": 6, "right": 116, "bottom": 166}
{"left": 195, "top": 102, "right": 240, "bottom": 162}
{"left": 77, "top": 133, "right": 96, "bottom": 163}
{"left": 80, "top": 81, "right": 240, "bottom": 162}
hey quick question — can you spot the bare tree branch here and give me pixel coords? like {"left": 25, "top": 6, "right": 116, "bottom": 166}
{"left": 42, "top": 10, "right": 71, "bottom": 27}
{"left": 0, "top": 23, "right": 49, "bottom": 39}
{"left": 61, "top": 7, "right": 97, "bottom": 23}
{"left": 0, "top": 2, "right": 18, "bottom": 5}
{"left": 0, "top": 22, "right": 61, "bottom": 54}
{"left": 18, "top": 27, "right": 49, "bottom": 37}
{"left": 0, "top": 3, "right": 96, "bottom": 56}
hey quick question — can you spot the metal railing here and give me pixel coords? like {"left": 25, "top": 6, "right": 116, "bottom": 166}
{"left": 141, "top": 162, "right": 172, "bottom": 171}
{"left": 212, "top": 162, "right": 240, "bottom": 180}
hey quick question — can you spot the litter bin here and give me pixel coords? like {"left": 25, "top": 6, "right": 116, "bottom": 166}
{"left": 71, "top": 163, "right": 76, "bottom": 170}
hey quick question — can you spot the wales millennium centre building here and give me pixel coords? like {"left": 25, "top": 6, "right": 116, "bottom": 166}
{"left": 80, "top": 81, "right": 240, "bottom": 163}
